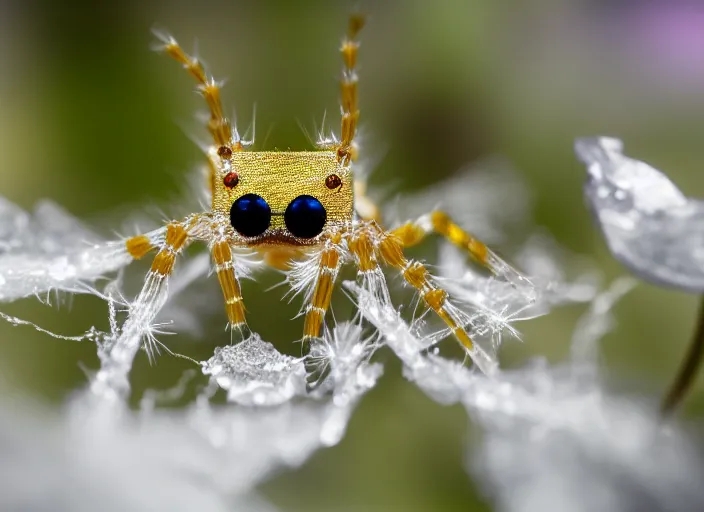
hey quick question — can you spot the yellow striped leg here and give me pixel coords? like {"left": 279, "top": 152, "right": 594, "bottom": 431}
{"left": 155, "top": 32, "right": 236, "bottom": 149}
{"left": 125, "top": 231, "right": 161, "bottom": 261}
{"left": 211, "top": 239, "right": 250, "bottom": 339}
{"left": 337, "top": 14, "right": 365, "bottom": 164}
{"left": 139, "top": 222, "right": 191, "bottom": 362}
{"left": 391, "top": 211, "right": 504, "bottom": 274}
{"left": 302, "top": 235, "right": 343, "bottom": 346}
{"left": 348, "top": 229, "right": 391, "bottom": 307}
{"left": 375, "top": 230, "right": 496, "bottom": 374}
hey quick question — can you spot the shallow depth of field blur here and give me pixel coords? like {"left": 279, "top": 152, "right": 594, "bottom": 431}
{"left": 1, "top": 0, "right": 704, "bottom": 510}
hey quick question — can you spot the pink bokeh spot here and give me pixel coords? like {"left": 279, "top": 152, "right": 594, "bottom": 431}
{"left": 626, "top": 4, "right": 704, "bottom": 84}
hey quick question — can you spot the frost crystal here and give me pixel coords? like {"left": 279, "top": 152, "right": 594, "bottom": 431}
{"left": 576, "top": 136, "right": 704, "bottom": 292}
{"left": 348, "top": 278, "right": 704, "bottom": 512}
{"left": 202, "top": 336, "right": 307, "bottom": 406}
{"left": 0, "top": 163, "right": 701, "bottom": 511}
{"left": 0, "top": 198, "right": 146, "bottom": 302}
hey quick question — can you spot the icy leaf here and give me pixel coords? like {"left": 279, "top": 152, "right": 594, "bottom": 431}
{"left": 0, "top": 197, "right": 157, "bottom": 302}
{"left": 576, "top": 136, "right": 704, "bottom": 292}
{"left": 307, "top": 322, "right": 383, "bottom": 445}
{"left": 348, "top": 278, "right": 704, "bottom": 512}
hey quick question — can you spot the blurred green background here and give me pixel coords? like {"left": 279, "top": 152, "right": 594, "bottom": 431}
{"left": 1, "top": 0, "right": 704, "bottom": 510}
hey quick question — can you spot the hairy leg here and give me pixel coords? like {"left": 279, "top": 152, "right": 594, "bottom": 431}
{"left": 301, "top": 233, "right": 344, "bottom": 346}
{"left": 372, "top": 226, "right": 497, "bottom": 374}
{"left": 126, "top": 222, "right": 192, "bottom": 363}
{"left": 337, "top": 14, "right": 365, "bottom": 164}
{"left": 391, "top": 211, "right": 512, "bottom": 275}
{"left": 211, "top": 237, "right": 250, "bottom": 340}
{"left": 154, "top": 32, "right": 236, "bottom": 149}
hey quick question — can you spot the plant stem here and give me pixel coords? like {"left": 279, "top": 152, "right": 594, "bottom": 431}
{"left": 661, "top": 295, "right": 704, "bottom": 416}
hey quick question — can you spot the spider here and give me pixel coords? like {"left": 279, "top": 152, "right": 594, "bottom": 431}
{"left": 124, "top": 15, "right": 515, "bottom": 374}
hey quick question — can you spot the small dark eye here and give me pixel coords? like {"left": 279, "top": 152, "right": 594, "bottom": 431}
{"left": 217, "top": 145, "right": 233, "bottom": 158}
{"left": 285, "top": 195, "right": 327, "bottom": 239}
{"left": 223, "top": 172, "right": 239, "bottom": 189}
{"left": 230, "top": 194, "right": 271, "bottom": 237}
{"left": 325, "top": 174, "right": 342, "bottom": 189}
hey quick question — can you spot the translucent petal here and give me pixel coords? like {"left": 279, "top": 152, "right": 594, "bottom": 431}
{"left": 576, "top": 137, "right": 704, "bottom": 292}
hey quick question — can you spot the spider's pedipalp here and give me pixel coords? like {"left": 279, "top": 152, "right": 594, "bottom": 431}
{"left": 155, "top": 32, "right": 235, "bottom": 148}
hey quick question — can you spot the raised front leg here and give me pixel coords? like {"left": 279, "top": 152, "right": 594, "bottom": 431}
{"left": 153, "top": 31, "right": 237, "bottom": 149}
{"left": 336, "top": 14, "right": 365, "bottom": 164}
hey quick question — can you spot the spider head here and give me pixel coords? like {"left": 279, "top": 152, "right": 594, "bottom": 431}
{"left": 211, "top": 149, "right": 354, "bottom": 245}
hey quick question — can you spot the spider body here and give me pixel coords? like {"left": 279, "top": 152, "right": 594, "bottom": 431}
{"left": 209, "top": 150, "right": 353, "bottom": 247}
{"left": 124, "top": 15, "right": 516, "bottom": 375}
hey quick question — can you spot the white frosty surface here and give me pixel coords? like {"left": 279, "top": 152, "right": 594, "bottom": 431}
{"left": 0, "top": 175, "right": 701, "bottom": 511}
{"left": 0, "top": 198, "right": 141, "bottom": 302}
{"left": 437, "top": 235, "right": 597, "bottom": 327}
{"left": 0, "top": 396, "right": 282, "bottom": 512}
{"left": 202, "top": 336, "right": 308, "bottom": 406}
{"left": 576, "top": 136, "right": 704, "bottom": 292}
{"left": 347, "top": 279, "right": 704, "bottom": 512}
{"left": 0, "top": 319, "right": 382, "bottom": 511}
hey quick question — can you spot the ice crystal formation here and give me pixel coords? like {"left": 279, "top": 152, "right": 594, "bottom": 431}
{"left": 1, "top": 22, "right": 703, "bottom": 506}
{"left": 1, "top": 150, "right": 703, "bottom": 511}
{"left": 576, "top": 136, "right": 704, "bottom": 293}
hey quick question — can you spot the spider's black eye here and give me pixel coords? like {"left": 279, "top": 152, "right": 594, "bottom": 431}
{"left": 230, "top": 193, "right": 271, "bottom": 237}
{"left": 285, "top": 195, "right": 327, "bottom": 239}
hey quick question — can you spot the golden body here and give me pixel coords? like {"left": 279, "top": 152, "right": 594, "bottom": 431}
{"left": 125, "top": 16, "right": 505, "bottom": 373}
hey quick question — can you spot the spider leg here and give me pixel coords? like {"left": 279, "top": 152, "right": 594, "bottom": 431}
{"left": 154, "top": 32, "right": 235, "bottom": 149}
{"left": 373, "top": 226, "right": 497, "bottom": 374}
{"left": 301, "top": 233, "right": 343, "bottom": 347}
{"left": 134, "top": 221, "right": 192, "bottom": 362}
{"left": 348, "top": 228, "right": 391, "bottom": 307}
{"left": 210, "top": 238, "right": 250, "bottom": 340}
{"left": 337, "top": 14, "right": 365, "bottom": 164}
{"left": 125, "top": 229, "right": 164, "bottom": 261}
{"left": 391, "top": 211, "right": 506, "bottom": 275}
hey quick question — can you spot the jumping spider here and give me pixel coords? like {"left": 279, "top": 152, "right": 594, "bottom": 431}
{"left": 125, "top": 15, "right": 518, "bottom": 374}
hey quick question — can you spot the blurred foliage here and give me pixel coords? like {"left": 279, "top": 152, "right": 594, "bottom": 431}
{"left": 0, "top": 0, "right": 703, "bottom": 510}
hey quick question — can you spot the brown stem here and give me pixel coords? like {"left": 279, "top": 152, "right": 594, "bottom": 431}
{"left": 661, "top": 295, "right": 704, "bottom": 416}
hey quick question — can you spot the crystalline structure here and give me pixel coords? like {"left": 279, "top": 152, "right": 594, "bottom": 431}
{"left": 202, "top": 335, "right": 307, "bottom": 406}
{"left": 437, "top": 236, "right": 597, "bottom": 327}
{"left": 0, "top": 198, "right": 143, "bottom": 302}
{"left": 576, "top": 137, "right": 704, "bottom": 292}
{"left": 0, "top": 150, "right": 701, "bottom": 512}
{"left": 348, "top": 279, "right": 704, "bottom": 512}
